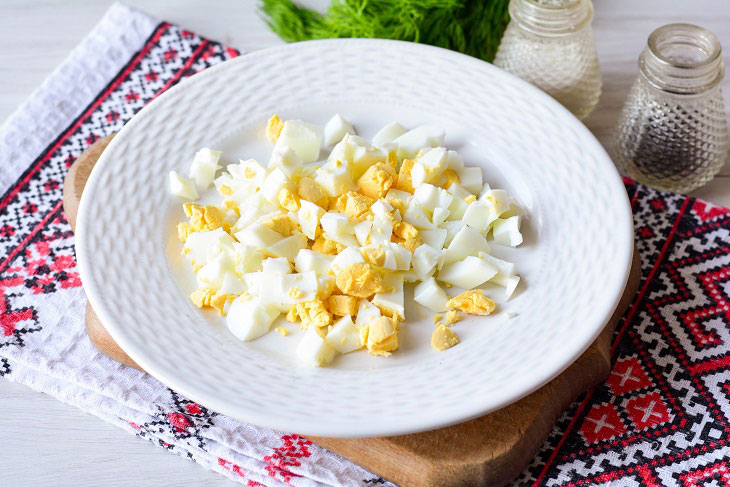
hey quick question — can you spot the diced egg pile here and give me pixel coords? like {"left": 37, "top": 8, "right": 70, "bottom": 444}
{"left": 168, "top": 114, "right": 524, "bottom": 367}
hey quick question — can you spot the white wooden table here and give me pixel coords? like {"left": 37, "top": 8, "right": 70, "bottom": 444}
{"left": 0, "top": 1, "right": 728, "bottom": 485}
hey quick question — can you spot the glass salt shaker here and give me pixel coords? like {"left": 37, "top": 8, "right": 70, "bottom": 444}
{"left": 614, "top": 24, "right": 729, "bottom": 193}
{"left": 494, "top": 0, "right": 602, "bottom": 120}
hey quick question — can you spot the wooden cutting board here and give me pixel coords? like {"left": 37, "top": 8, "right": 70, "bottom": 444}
{"left": 65, "top": 135, "right": 640, "bottom": 487}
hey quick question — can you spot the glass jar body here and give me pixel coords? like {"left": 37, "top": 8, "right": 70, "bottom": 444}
{"left": 494, "top": 1, "right": 602, "bottom": 120}
{"left": 614, "top": 77, "right": 729, "bottom": 193}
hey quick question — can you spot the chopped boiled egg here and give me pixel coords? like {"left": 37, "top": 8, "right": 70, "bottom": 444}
{"left": 296, "top": 326, "right": 337, "bottom": 367}
{"left": 326, "top": 315, "right": 362, "bottom": 353}
{"left": 492, "top": 216, "right": 523, "bottom": 247}
{"left": 188, "top": 148, "right": 221, "bottom": 190}
{"left": 414, "top": 277, "right": 449, "bottom": 312}
{"left": 372, "top": 121, "right": 407, "bottom": 146}
{"left": 274, "top": 120, "right": 322, "bottom": 163}
{"left": 169, "top": 171, "right": 199, "bottom": 199}
{"left": 438, "top": 255, "right": 498, "bottom": 289}
{"left": 323, "top": 114, "right": 356, "bottom": 146}
{"left": 172, "top": 114, "right": 525, "bottom": 367}
{"left": 227, "top": 296, "right": 280, "bottom": 341}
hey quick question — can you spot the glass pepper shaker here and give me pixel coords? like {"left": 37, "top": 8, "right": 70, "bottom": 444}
{"left": 614, "top": 24, "right": 729, "bottom": 193}
{"left": 494, "top": 0, "right": 602, "bottom": 120}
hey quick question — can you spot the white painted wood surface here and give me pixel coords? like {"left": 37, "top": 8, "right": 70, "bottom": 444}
{"left": 0, "top": 1, "right": 728, "bottom": 485}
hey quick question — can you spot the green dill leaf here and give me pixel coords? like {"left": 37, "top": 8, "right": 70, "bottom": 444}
{"left": 259, "top": 0, "right": 510, "bottom": 62}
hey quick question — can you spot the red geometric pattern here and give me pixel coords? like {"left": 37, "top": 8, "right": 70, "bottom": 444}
{"left": 1, "top": 15, "right": 730, "bottom": 487}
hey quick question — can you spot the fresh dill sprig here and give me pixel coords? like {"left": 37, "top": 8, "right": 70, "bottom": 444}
{"left": 259, "top": 0, "right": 510, "bottom": 62}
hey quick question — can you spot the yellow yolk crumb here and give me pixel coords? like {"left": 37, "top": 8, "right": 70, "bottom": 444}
{"left": 385, "top": 198, "right": 406, "bottom": 216}
{"left": 278, "top": 187, "right": 300, "bottom": 212}
{"left": 266, "top": 114, "right": 284, "bottom": 142}
{"left": 398, "top": 237, "right": 421, "bottom": 254}
{"left": 432, "top": 325, "right": 459, "bottom": 351}
{"left": 361, "top": 246, "right": 386, "bottom": 267}
{"left": 373, "top": 303, "right": 404, "bottom": 322}
{"left": 330, "top": 194, "right": 348, "bottom": 213}
{"left": 385, "top": 150, "right": 398, "bottom": 170}
{"left": 177, "top": 222, "right": 191, "bottom": 242}
{"left": 335, "top": 263, "right": 384, "bottom": 298}
{"left": 443, "top": 282, "right": 452, "bottom": 288}
{"left": 444, "top": 310, "right": 461, "bottom": 325}
{"left": 433, "top": 314, "right": 443, "bottom": 324}
{"left": 289, "top": 287, "right": 304, "bottom": 299}
{"left": 264, "top": 213, "right": 295, "bottom": 236}
{"left": 275, "top": 327, "right": 290, "bottom": 336}
{"left": 361, "top": 316, "right": 399, "bottom": 356}
{"left": 218, "top": 184, "right": 234, "bottom": 196}
{"left": 357, "top": 163, "right": 396, "bottom": 199}
{"left": 294, "top": 299, "right": 332, "bottom": 330}
{"left": 183, "top": 203, "right": 224, "bottom": 232}
{"left": 298, "top": 177, "right": 329, "bottom": 209}
{"left": 393, "top": 221, "right": 419, "bottom": 240}
{"left": 189, "top": 289, "right": 232, "bottom": 316}
{"left": 327, "top": 294, "right": 359, "bottom": 316}
{"left": 286, "top": 307, "right": 298, "bottom": 322}
{"left": 312, "top": 237, "right": 345, "bottom": 255}
{"left": 440, "top": 169, "right": 461, "bottom": 189}
{"left": 465, "top": 195, "right": 476, "bottom": 204}
{"left": 343, "top": 191, "right": 375, "bottom": 218}
{"left": 447, "top": 289, "right": 496, "bottom": 316}
{"left": 395, "top": 158, "right": 415, "bottom": 193}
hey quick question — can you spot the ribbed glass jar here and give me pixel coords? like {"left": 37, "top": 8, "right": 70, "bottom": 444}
{"left": 494, "top": 0, "right": 602, "bottom": 120}
{"left": 614, "top": 24, "right": 729, "bottom": 193}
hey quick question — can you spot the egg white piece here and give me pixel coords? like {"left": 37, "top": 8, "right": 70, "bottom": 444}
{"left": 196, "top": 252, "right": 236, "bottom": 290}
{"left": 218, "top": 272, "right": 246, "bottom": 296}
{"left": 403, "top": 201, "right": 435, "bottom": 230}
{"left": 355, "top": 300, "right": 382, "bottom": 328}
{"left": 481, "top": 189, "right": 511, "bottom": 220}
{"left": 393, "top": 125, "right": 445, "bottom": 159}
{"left": 321, "top": 212, "right": 355, "bottom": 237}
{"left": 260, "top": 168, "right": 290, "bottom": 204}
{"left": 413, "top": 277, "right": 449, "bottom": 312}
{"left": 269, "top": 234, "right": 308, "bottom": 262}
{"left": 440, "top": 220, "right": 466, "bottom": 248}
{"left": 262, "top": 257, "right": 292, "bottom": 274}
{"left": 457, "top": 166, "right": 483, "bottom": 194}
{"left": 326, "top": 315, "right": 362, "bottom": 353}
{"left": 372, "top": 121, "right": 407, "bottom": 146}
{"left": 323, "top": 114, "right": 356, "bottom": 146}
{"left": 295, "top": 249, "right": 334, "bottom": 276}
{"left": 226, "top": 297, "right": 280, "bottom": 341}
{"left": 492, "top": 216, "right": 523, "bottom": 247}
{"left": 382, "top": 241, "right": 412, "bottom": 271}
{"left": 419, "top": 229, "right": 448, "bottom": 250}
{"left": 274, "top": 120, "right": 322, "bottom": 163}
{"left": 413, "top": 184, "right": 453, "bottom": 213}
{"left": 462, "top": 201, "right": 493, "bottom": 233}
{"left": 234, "top": 223, "right": 284, "bottom": 248}
{"left": 184, "top": 228, "right": 235, "bottom": 268}
{"left": 188, "top": 148, "right": 221, "bottom": 191}
{"left": 228, "top": 159, "right": 267, "bottom": 187}
{"left": 269, "top": 145, "right": 303, "bottom": 179}
{"left": 297, "top": 327, "right": 337, "bottom": 367}
{"left": 384, "top": 189, "right": 412, "bottom": 207}
{"left": 443, "top": 226, "right": 490, "bottom": 265}
{"left": 445, "top": 150, "right": 464, "bottom": 170}
{"left": 354, "top": 220, "right": 373, "bottom": 246}
{"left": 413, "top": 244, "right": 443, "bottom": 279}
{"left": 169, "top": 171, "right": 199, "bottom": 200}
{"left": 314, "top": 164, "right": 355, "bottom": 197}
{"left": 331, "top": 247, "right": 365, "bottom": 273}
{"left": 297, "top": 200, "right": 325, "bottom": 240}
{"left": 438, "top": 255, "right": 499, "bottom": 289}
{"left": 232, "top": 242, "right": 263, "bottom": 274}
{"left": 432, "top": 207, "right": 450, "bottom": 226}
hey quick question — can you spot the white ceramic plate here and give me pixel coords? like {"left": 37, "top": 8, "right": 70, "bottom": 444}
{"left": 76, "top": 39, "right": 633, "bottom": 438}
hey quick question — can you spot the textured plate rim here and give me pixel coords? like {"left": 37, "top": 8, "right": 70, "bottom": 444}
{"left": 76, "top": 38, "right": 634, "bottom": 437}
